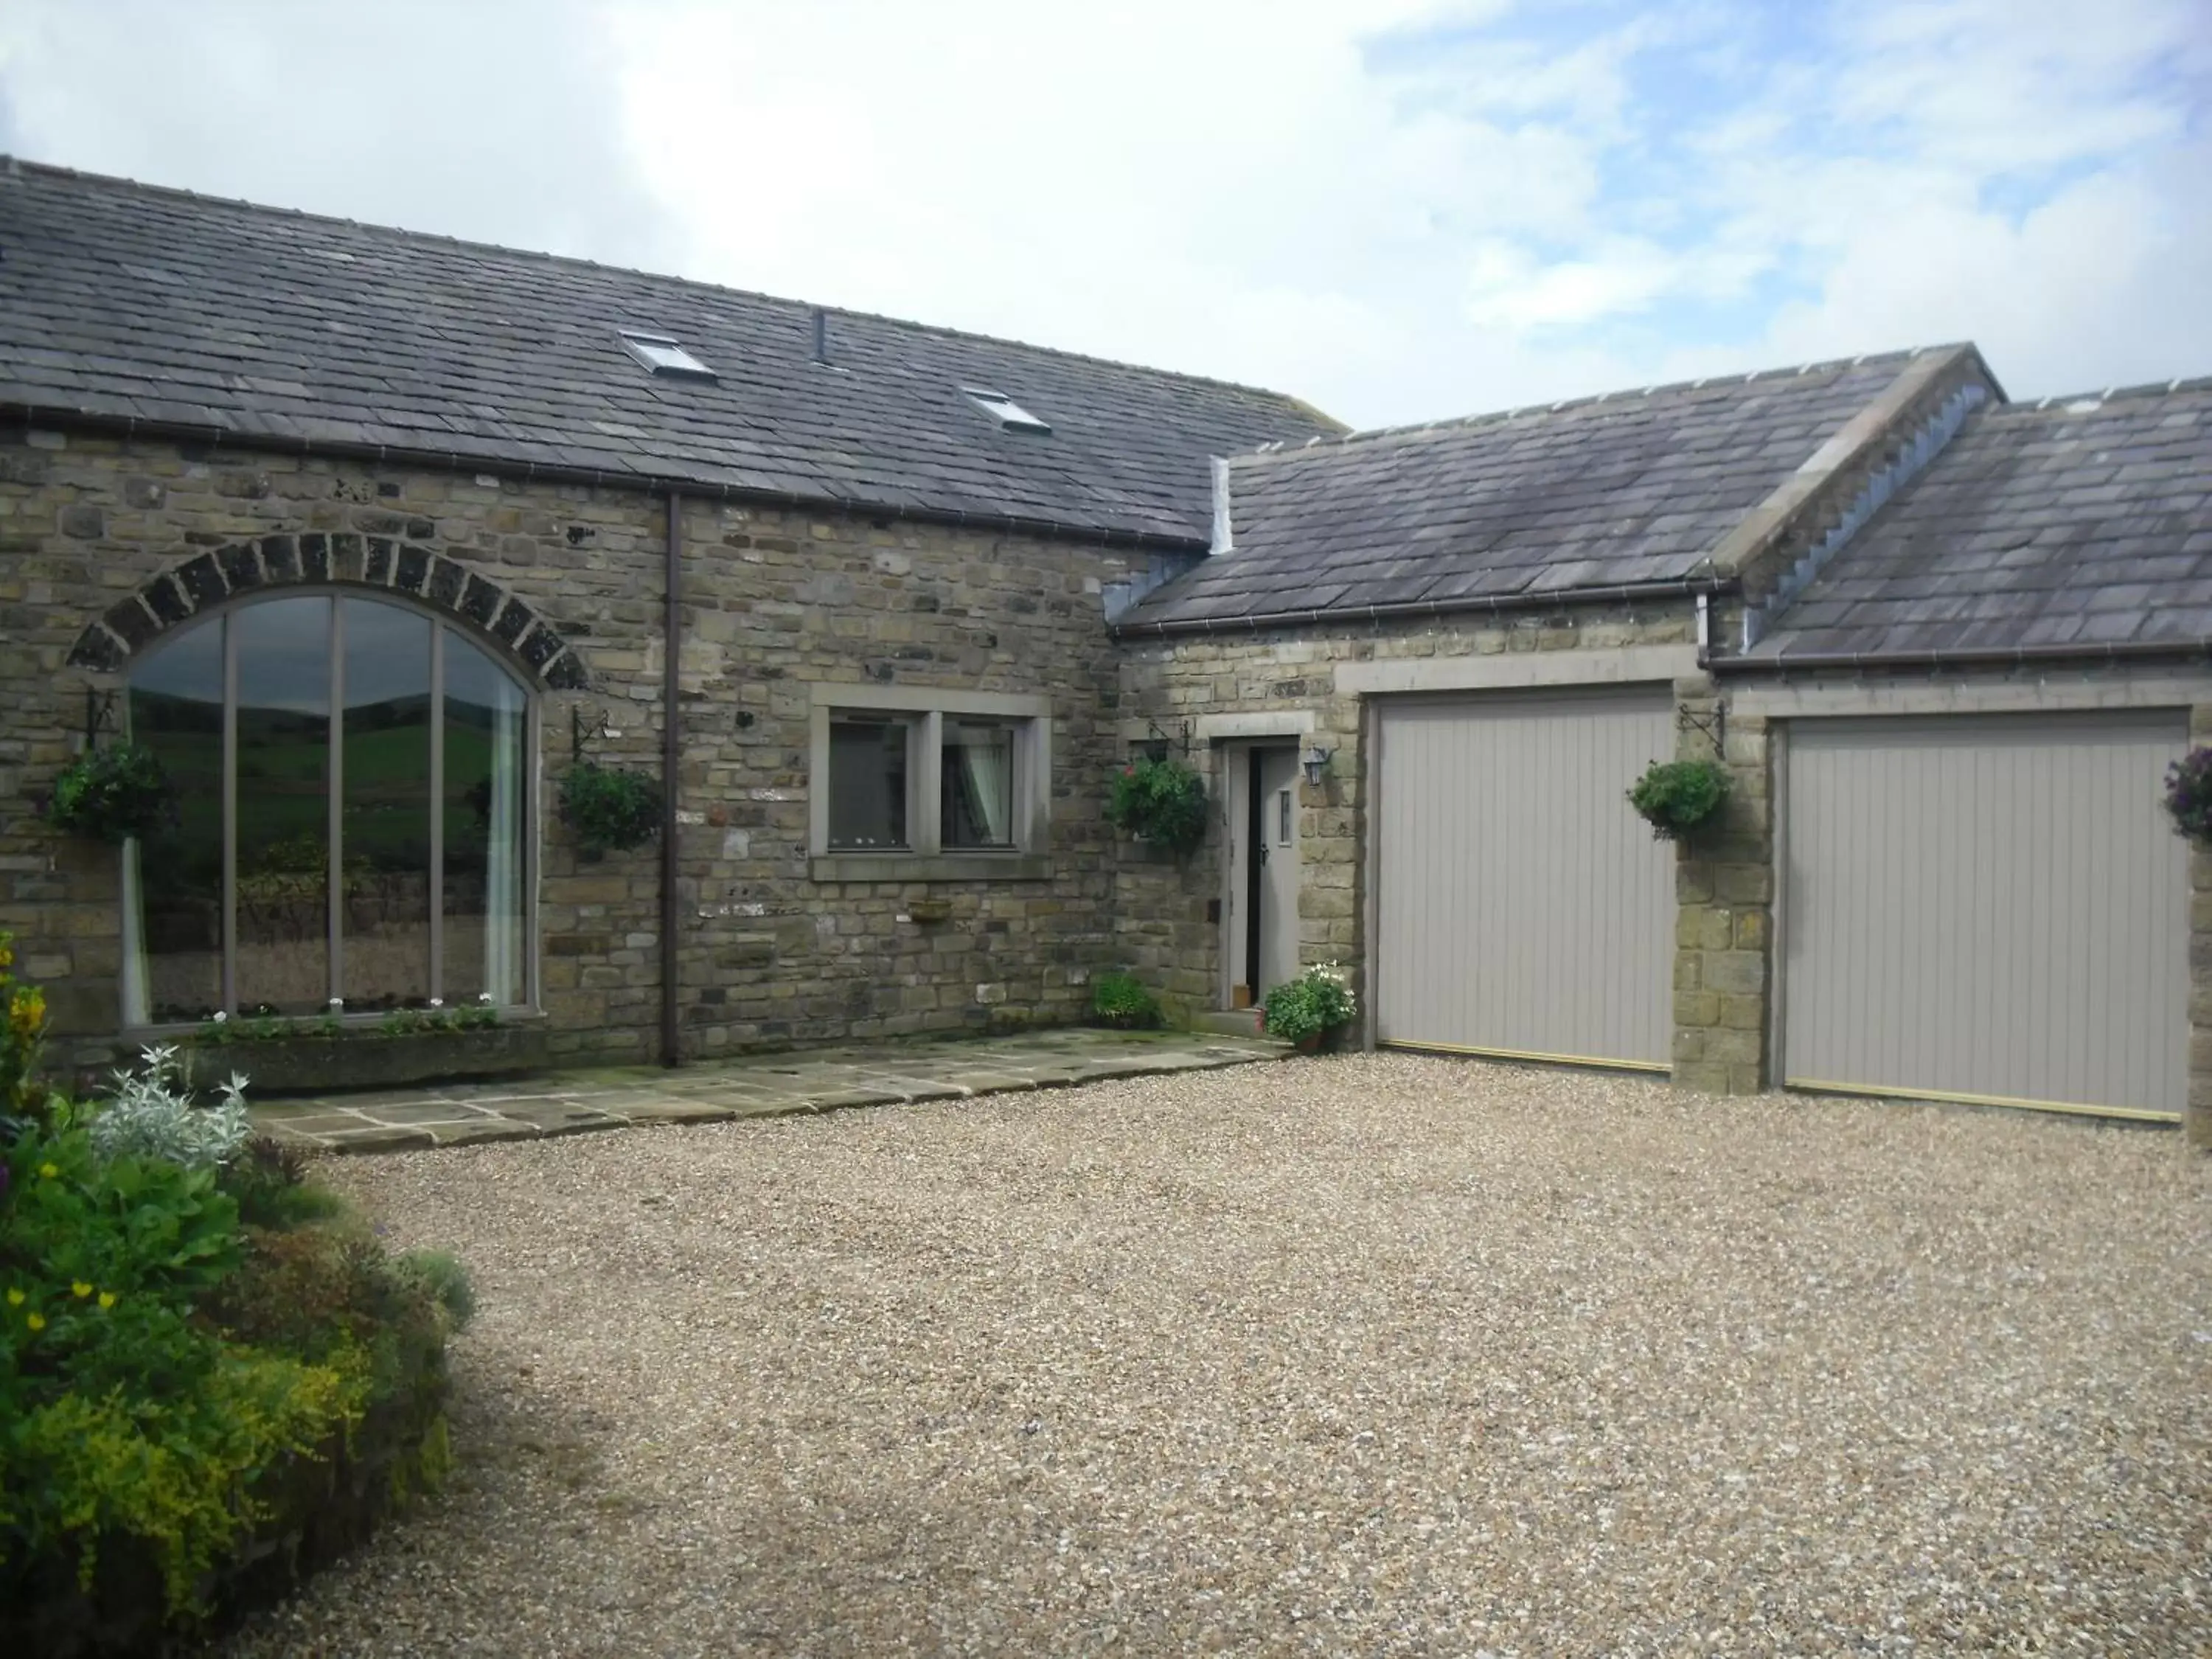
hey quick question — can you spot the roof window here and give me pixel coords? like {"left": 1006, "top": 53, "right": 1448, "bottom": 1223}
{"left": 962, "top": 386, "right": 1051, "bottom": 433}
{"left": 621, "top": 331, "right": 717, "bottom": 380}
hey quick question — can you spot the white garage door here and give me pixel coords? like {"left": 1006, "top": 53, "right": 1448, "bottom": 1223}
{"left": 1783, "top": 712, "right": 2188, "bottom": 1118}
{"left": 1374, "top": 689, "right": 1676, "bottom": 1066}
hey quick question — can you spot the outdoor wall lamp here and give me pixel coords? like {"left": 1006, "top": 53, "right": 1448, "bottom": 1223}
{"left": 1302, "top": 745, "right": 1333, "bottom": 787}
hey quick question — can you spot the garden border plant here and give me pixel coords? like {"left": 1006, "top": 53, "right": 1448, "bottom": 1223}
{"left": 1090, "top": 970, "right": 1163, "bottom": 1031}
{"left": 0, "top": 933, "right": 472, "bottom": 1655}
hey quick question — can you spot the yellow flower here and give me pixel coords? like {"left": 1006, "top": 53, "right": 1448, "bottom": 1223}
{"left": 98, "top": 1291, "right": 117, "bottom": 1310}
{"left": 72, "top": 1281, "right": 92, "bottom": 1298}
{"left": 4, "top": 1288, "right": 21, "bottom": 1306}
{"left": 7, "top": 985, "right": 44, "bottom": 1043}
{"left": 38, "top": 1162, "right": 59, "bottom": 1180}
{"left": 25, "top": 1312, "right": 44, "bottom": 1332}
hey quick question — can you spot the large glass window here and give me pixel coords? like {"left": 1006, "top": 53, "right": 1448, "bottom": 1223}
{"left": 942, "top": 721, "right": 1014, "bottom": 848}
{"left": 121, "top": 594, "right": 532, "bottom": 1024}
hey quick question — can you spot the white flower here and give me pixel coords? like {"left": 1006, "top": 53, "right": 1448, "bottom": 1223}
{"left": 428, "top": 997, "right": 444, "bottom": 1009}
{"left": 478, "top": 992, "right": 494, "bottom": 1005}
{"left": 211, "top": 1010, "right": 228, "bottom": 1024}
{"left": 328, "top": 998, "right": 344, "bottom": 1009}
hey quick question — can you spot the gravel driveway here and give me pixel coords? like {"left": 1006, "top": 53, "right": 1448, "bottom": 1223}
{"left": 218, "top": 1054, "right": 2211, "bottom": 1657}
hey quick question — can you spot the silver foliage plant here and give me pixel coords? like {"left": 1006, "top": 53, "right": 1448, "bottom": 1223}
{"left": 86, "top": 1043, "right": 251, "bottom": 1169}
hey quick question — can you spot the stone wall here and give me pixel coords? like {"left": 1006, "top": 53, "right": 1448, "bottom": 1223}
{"left": 0, "top": 426, "right": 1153, "bottom": 1065}
{"left": 1667, "top": 683, "right": 1773, "bottom": 1095}
{"left": 1113, "top": 605, "right": 1700, "bottom": 1023}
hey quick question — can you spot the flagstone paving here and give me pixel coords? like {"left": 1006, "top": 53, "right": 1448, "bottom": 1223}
{"left": 248, "top": 1027, "right": 1284, "bottom": 1155}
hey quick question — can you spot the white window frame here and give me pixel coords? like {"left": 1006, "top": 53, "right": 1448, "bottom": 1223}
{"left": 807, "top": 684, "right": 1051, "bottom": 881}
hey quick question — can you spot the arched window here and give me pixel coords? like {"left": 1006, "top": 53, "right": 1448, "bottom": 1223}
{"left": 119, "top": 593, "right": 532, "bottom": 1025}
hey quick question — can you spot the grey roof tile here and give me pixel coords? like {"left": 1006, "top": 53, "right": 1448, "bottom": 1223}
{"left": 0, "top": 159, "right": 1332, "bottom": 541}
{"left": 1123, "top": 353, "right": 1931, "bottom": 626}
{"left": 1750, "top": 380, "right": 2212, "bottom": 659}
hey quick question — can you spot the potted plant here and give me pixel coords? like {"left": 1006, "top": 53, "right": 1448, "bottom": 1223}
{"left": 2165, "top": 747, "right": 2212, "bottom": 844}
{"left": 1090, "top": 970, "right": 1162, "bottom": 1030}
{"left": 557, "top": 759, "right": 662, "bottom": 860}
{"left": 1627, "top": 757, "right": 1731, "bottom": 841}
{"left": 1261, "top": 962, "right": 1356, "bottom": 1051}
{"left": 43, "top": 740, "right": 176, "bottom": 844}
{"left": 1106, "top": 754, "right": 1208, "bottom": 855}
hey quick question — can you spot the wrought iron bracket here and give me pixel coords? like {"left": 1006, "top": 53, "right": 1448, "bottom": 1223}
{"left": 1676, "top": 698, "right": 1726, "bottom": 758}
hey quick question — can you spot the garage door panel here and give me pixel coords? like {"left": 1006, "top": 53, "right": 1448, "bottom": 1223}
{"left": 1377, "top": 690, "right": 1674, "bottom": 1065}
{"left": 1783, "top": 713, "right": 2186, "bottom": 1114}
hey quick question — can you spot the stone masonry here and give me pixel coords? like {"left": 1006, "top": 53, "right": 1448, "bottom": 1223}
{"left": 1113, "top": 604, "right": 1699, "bottom": 1026}
{"left": 0, "top": 427, "right": 1158, "bottom": 1066}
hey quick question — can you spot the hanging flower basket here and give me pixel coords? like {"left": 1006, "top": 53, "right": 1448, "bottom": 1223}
{"left": 1106, "top": 754, "right": 1208, "bottom": 855}
{"left": 2163, "top": 746, "right": 2212, "bottom": 844}
{"left": 43, "top": 740, "right": 177, "bottom": 844}
{"left": 1627, "top": 758, "right": 1730, "bottom": 842}
{"left": 557, "top": 760, "right": 662, "bottom": 860}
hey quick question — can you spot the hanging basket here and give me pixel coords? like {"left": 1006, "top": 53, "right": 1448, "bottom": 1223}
{"left": 557, "top": 760, "right": 663, "bottom": 860}
{"left": 1627, "top": 758, "right": 1730, "bottom": 842}
{"left": 1106, "top": 755, "right": 1208, "bottom": 855}
{"left": 43, "top": 741, "right": 177, "bottom": 844}
{"left": 2164, "top": 746, "right": 2212, "bottom": 844}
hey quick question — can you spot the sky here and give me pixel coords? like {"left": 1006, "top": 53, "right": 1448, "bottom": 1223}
{"left": 1, "top": 0, "right": 2206, "bottom": 429}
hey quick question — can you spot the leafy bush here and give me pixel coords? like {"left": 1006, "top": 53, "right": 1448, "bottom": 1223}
{"left": 1106, "top": 754, "right": 1208, "bottom": 855}
{"left": 86, "top": 1045, "right": 249, "bottom": 1170}
{"left": 1261, "top": 963, "right": 1357, "bottom": 1046}
{"left": 1090, "top": 970, "right": 1162, "bottom": 1030}
{"left": 43, "top": 742, "right": 176, "bottom": 845}
{"left": 557, "top": 759, "right": 662, "bottom": 860}
{"left": 0, "top": 956, "right": 467, "bottom": 1644}
{"left": 1627, "top": 758, "right": 1731, "bottom": 841}
{"left": 0, "top": 935, "right": 63, "bottom": 1143}
{"left": 397, "top": 1251, "right": 477, "bottom": 1332}
{"left": 218, "top": 1135, "right": 344, "bottom": 1232}
{"left": 2165, "top": 747, "right": 2212, "bottom": 844}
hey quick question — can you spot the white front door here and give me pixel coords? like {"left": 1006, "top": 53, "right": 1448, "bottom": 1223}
{"left": 1225, "top": 743, "right": 1301, "bottom": 1005}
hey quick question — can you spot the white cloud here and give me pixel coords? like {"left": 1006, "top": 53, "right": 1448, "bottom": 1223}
{"left": 0, "top": 0, "right": 2205, "bottom": 425}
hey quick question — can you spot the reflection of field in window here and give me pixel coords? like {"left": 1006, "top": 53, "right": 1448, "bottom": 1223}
{"left": 122, "top": 595, "right": 529, "bottom": 1023}
{"left": 131, "top": 622, "right": 223, "bottom": 1022}
{"left": 235, "top": 597, "right": 330, "bottom": 1014}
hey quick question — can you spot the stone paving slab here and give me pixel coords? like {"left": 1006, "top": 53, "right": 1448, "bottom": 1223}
{"left": 250, "top": 1029, "right": 1286, "bottom": 1155}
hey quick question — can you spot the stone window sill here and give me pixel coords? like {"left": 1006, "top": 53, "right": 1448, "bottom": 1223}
{"left": 809, "top": 852, "right": 1052, "bottom": 883}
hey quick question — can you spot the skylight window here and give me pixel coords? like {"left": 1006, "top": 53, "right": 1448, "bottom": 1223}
{"left": 620, "top": 331, "right": 717, "bottom": 380}
{"left": 962, "top": 386, "right": 1051, "bottom": 433}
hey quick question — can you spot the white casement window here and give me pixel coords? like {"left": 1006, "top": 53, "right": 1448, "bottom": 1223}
{"left": 807, "top": 686, "right": 1051, "bottom": 880}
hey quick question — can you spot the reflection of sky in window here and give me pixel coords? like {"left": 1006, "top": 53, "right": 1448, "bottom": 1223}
{"left": 126, "top": 599, "right": 524, "bottom": 715}
{"left": 343, "top": 597, "right": 429, "bottom": 708}
{"left": 131, "top": 613, "right": 222, "bottom": 705}
{"left": 235, "top": 597, "right": 331, "bottom": 714}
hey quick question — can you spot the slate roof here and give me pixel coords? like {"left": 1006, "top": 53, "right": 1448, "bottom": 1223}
{"left": 1745, "top": 380, "right": 2212, "bottom": 661}
{"left": 1119, "top": 350, "right": 1931, "bottom": 628}
{"left": 0, "top": 159, "right": 1334, "bottom": 543}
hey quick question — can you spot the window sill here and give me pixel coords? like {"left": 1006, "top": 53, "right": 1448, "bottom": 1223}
{"left": 809, "top": 852, "right": 1053, "bottom": 883}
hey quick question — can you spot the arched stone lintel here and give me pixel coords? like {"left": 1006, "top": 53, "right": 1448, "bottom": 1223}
{"left": 66, "top": 533, "right": 592, "bottom": 691}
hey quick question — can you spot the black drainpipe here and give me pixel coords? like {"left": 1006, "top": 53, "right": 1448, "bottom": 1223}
{"left": 661, "top": 490, "right": 682, "bottom": 1068}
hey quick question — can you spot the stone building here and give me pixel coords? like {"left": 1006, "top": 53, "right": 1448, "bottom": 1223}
{"left": 4, "top": 159, "right": 2208, "bottom": 1141}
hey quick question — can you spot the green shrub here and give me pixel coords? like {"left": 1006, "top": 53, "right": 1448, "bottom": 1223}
{"left": 397, "top": 1251, "right": 476, "bottom": 1332}
{"left": 1106, "top": 755, "right": 1208, "bottom": 855}
{"left": 1261, "top": 963, "right": 1357, "bottom": 1046}
{"left": 0, "top": 935, "right": 63, "bottom": 1143}
{"left": 43, "top": 742, "right": 175, "bottom": 846}
{"left": 0, "top": 954, "right": 468, "bottom": 1638}
{"left": 1627, "top": 758, "right": 1731, "bottom": 841}
{"left": 1091, "top": 970, "right": 1162, "bottom": 1030}
{"left": 2164, "top": 746, "right": 2212, "bottom": 843}
{"left": 557, "top": 760, "right": 662, "bottom": 860}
